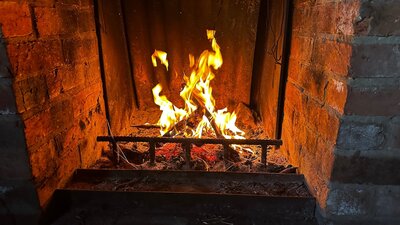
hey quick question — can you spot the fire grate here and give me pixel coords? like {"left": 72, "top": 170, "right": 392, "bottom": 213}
{"left": 97, "top": 136, "right": 283, "bottom": 167}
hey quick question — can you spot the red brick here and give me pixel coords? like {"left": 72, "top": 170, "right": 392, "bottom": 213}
{"left": 80, "top": 0, "right": 93, "bottom": 7}
{"left": 56, "top": 129, "right": 81, "bottom": 178}
{"left": 45, "top": 64, "right": 86, "bottom": 99}
{"left": 6, "top": 40, "right": 63, "bottom": 78}
{"left": 28, "top": 0, "right": 55, "bottom": 7}
{"left": 312, "top": 38, "right": 352, "bottom": 76}
{"left": 289, "top": 36, "right": 314, "bottom": 63}
{"left": 62, "top": 38, "right": 97, "bottom": 64}
{"left": 292, "top": 1, "right": 360, "bottom": 36}
{"left": 35, "top": 6, "right": 79, "bottom": 37}
{"left": 313, "top": 2, "right": 338, "bottom": 35}
{"left": 83, "top": 60, "right": 101, "bottom": 85}
{"left": 24, "top": 109, "right": 52, "bottom": 147}
{"left": 34, "top": 7, "right": 61, "bottom": 37}
{"left": 29, "top": 140, "right": 58, "bottom": 185}
{"left": 57, "top": 0, "right": 80, "bottom": 5}
{"left": 71, "top": 82, "right": 102, "bottom": 118}
{"left": 281, "top": 117, "right": 301, "bottom": 165}
{"left": 306, "top": 99, "right": 340, "bottom": 142}
{"left": 293, "top": 0, "right": 311, "bottom": 8}
{"left": 283, "top": 82, "right": 303, "bottom": 110}
{"left": 337, "top": 0, "right": 360, "bottom": 36}
{"left": 50, "top": 100, "right": 74, "bottom": 131}
{"left": 304, "top": 128, "right": 319, "bottom": 155}
{"left": 291, "top": 6, "right": 313, "bottom": 36}
{"left": 0, "top": 2, "right": 32, "bottom": 37}
{"left": 14, "top": 75, "right": 48, "bottom": 112}
{"left": 77, "top": 9, "right": 96, "bottom": 33}
{"left": 317, "top": 138, "right": 335, "bottom": 179}
{"left": 325, "top": 78, "right": 348, "bottom": 114}
{"left": 287, "top": 60, "right": 302, "bottom": 85}
{"left": 288, "top": 60, "right": 328, "bottom": 102}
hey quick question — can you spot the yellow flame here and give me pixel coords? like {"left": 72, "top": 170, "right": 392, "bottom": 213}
{"left": 189, "top": 54, "right": 195, "bottom": 68}
{"left": 151, "top": 30, "right": 244, "bottom": 139}
{"left": 152, "top": 84, "right": 187, "bottom": 135}
{"left": 151, "top": 50, "right": 169, "bottom": 70}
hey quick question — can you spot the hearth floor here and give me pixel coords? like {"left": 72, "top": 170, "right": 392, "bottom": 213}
{"left": 42, "top": 169, "right": 317, "bottom": 225}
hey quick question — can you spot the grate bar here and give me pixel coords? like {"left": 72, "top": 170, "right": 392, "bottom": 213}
{"left": 97, "top": 136, "right": 282, "bottom": 167}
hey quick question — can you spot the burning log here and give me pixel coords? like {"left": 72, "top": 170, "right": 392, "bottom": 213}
{"left": 131, "top": 124, "right": 161, "bottom": 129}
{"left": 161, "top": 107, "right": 203, "bottom": 137}
{"left": 192, "top": 90, "right": 240, "bottom": 162}
{"left": 192, "top": 89, "right": 223, "bottom": 138}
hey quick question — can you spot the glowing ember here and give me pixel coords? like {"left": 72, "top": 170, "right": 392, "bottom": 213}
{"left": 151, "top": 30, "right": 244, "bottom": 139}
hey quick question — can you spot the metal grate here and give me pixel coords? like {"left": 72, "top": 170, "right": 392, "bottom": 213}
{"left": 97, "top": 136, "right": 283, "bottom": 167}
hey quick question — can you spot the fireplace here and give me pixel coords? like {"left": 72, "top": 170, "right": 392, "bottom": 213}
{"left": 0, "top": 0, "right": 399, "bottom": 225}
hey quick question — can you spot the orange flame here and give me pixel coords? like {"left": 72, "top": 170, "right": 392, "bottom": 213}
{"left": 151, "top": 30, "right": 244, "bottom": 139}
{"left": 151, "top": 50, "right": 169, "bottom": 70}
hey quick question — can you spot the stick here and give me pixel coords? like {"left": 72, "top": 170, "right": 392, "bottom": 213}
{"left": 131, "top": 124, "right": 160, "bottom": 129}
{"left": 191, "top": 89, "right": 223, "bottom": 138}
{"left": 192, "top": 89, "right": 240, "bottom": 162}
{"left": 162, "top": 107, "right": 202, "bottom": 137}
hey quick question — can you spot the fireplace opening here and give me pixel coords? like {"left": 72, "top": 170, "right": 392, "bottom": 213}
{"left": 93, "top": 0, "right": 292, "bottom": 173}
{"left": 1, "top": 0, "right": 399, "bottom": 224}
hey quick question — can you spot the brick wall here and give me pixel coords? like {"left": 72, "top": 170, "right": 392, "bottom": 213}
{"left": 282, "top": 0, "right": 356, "bottom": 214}
{"left": 0, "top": 0, "right": 107, "bottom": 219}
{"left": 326, "top": 0, "right": 400, "bottom": 224}
{"left": 0, "top": 22, "right": 40, "bottom": 224}
{"left": 283, "top": 0, "right": 400, "bottom": 224}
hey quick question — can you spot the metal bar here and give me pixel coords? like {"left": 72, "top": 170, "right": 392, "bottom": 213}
{"left": 223, "top": 144, "right": 229, "bottom": 163}
{"left": 97, "top": 136, "right": 283, "bottom": 146}
{"left": 112, "top": 140, "right": 118, "bottom": 164}
{"left": 149, "top": 142, "right": 155, "bottom": 165}
{"left": 275, "top": 0, "right": 293, "bottom": 141}
{"left": 261, "top": 144, "right": 268, "bottom": 166}
{"left": 93, "top": 0, "right": 112, "bottom": 131}
{"left": 183, "top": 143, "right": 191, "bottom": 169}
{"left": 119, "top": 0, "right": 139, "bottom": 109}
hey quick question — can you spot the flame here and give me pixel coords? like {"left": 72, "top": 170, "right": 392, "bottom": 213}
{"left": 151, "top": 50, "right": 169, "bottom": 70}
{"left": 151, "top": 30, "right": 244, "bottom": 139}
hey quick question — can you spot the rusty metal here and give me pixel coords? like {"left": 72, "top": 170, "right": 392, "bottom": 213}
{"left": 261, "top": 143, "right": 268, "bottom": 165}
{"left": 97, "top": 136, "right": 283, "bottom": 166}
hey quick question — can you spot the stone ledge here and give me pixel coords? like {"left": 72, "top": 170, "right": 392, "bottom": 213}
{"left": 350, "top": 43, "right": 400, "bottom": 78}
{"left": 331, "top": 151, "right": 400, "bottom": 185}
{"left": 318, "top": 183, "right": 400, "bottom": 224}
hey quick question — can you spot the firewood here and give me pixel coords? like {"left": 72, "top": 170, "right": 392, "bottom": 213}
{"left": 162, "top": 107, "right": 202, "bottom": 137}
{"left": 191, "top": 89, "right": 223, "bottom": 138}
{"left": 131, "top": 124, "right": 161, "bottom": 129}
{"left": 191, "top": 89, "right": 240, "bottom": 162}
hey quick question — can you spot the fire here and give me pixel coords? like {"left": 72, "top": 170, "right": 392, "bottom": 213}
{"left": 151, "top": 50, "right": 169, "bottom": 70}
{"left": 151, "top": 30, "right": 244, "bottom": 139}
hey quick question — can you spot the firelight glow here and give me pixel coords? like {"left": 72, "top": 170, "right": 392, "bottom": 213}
{"left": 151, "top": 30, "right": 245, "bottom": 139}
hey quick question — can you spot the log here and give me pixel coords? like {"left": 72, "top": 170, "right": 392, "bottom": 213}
{"left": 192, "top": 89, "right": 240, "bottom": 162}
{"left": 131, "top": 124, "right": 160, "bottom": 129}
{"left": 162, "top": 107, "right": 202, "bottom": 137}
{"left": 191, "top": 89, "right": 223, "bottom": 138}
